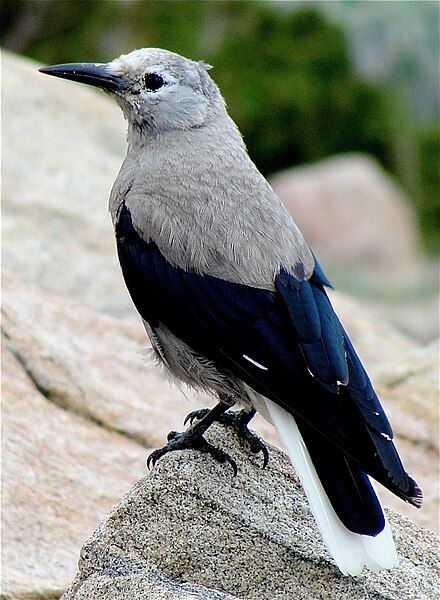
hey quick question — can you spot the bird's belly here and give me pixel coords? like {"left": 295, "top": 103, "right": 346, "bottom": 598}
{"left": 143, "top": 319, "right": 253, "bottom": 410}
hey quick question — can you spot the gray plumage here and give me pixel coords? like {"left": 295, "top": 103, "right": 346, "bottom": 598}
{"left": 107, "top": 49, "right": 313, "bottom": 405}
{"left": 107, "top": 49, "right": 313, "bottom": 288}
{"left": 39, "top": 48, "right": 422, "bottom": 576}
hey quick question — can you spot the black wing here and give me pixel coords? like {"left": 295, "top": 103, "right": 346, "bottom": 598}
{"left": 116, "top": 202, "right": 422, "bottom": 532}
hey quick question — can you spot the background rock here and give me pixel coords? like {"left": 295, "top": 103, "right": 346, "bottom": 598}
{"left": 2, "top": 50, "right": 129, "bottom": 317}
{"left": 270, "top": 154, "right": 423, "bottom": 277}
{"left": 2, "top": 50, "right": 439, "bottom": 598}
{"left": 1, "top": 270, "right": 214, "bottom": 449}
{"left": 270, "top": 156, "right": 439, "bottom": 343}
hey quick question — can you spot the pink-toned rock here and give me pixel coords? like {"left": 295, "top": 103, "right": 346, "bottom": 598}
{"left": 1, "top": 333, "right": 147, "bottom": 598}
{"left": 2, "top": 50, "right": 130, "bottom": 318}
{"left": 270, "top": 154, "right": 422, "bottom": 279}
{"left": 1, "top": 269, "right": 214, "bottom": 450}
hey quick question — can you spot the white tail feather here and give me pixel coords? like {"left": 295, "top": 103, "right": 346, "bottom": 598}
{"left": 265, "top": 398, "right": 398, "bottom": 575}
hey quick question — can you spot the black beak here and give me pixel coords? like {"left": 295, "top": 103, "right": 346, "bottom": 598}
{"left": 39, "top": 62, "right": 121, "bottom": 92}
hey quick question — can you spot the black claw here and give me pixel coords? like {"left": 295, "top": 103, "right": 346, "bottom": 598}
{"left": 147, "top": 426, "right": 237, "bottom": 475}
{"left": 149, "top": 404, "right": 268, "bottom": 476}
{"left": 183, "top": 408, "right": 210, "bottom": 426}
{"left": 217, "top": 409, "right": 270, "bottom": 468}
{"left": 239, "top": 428, "right": 270, "bottom": 468}
{"left": 181, "top": 407, "right": 270, "bottom": 469}
{"left": 146, "top": 431, "right": 186, "bottom": 471}
{"left": 147, "top": 447, "right": 164, "bottom": 470}
{"left": 194, "top": 437, "right": 238, "bottom": 476}
{"left": 148, "top": 402, "right": 239, "bottom": 474}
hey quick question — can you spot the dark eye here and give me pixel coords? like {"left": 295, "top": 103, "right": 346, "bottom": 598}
{"left": 143, "top": 72, "right": 166, "bottom": 92}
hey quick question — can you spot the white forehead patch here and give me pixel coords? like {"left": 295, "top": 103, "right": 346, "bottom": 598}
{"left": 107, "top": 47, "right": 199, "bottom": 79}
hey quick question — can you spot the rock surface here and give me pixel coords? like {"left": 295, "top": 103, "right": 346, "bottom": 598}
{"left": 61, "top": 427, "right": 440, "bottom": 600}
{"left": 2, "top": 50, "right": 439, "bottom": 599}
{"left": 1, "top": 270, "right": 214, "bottom": 450}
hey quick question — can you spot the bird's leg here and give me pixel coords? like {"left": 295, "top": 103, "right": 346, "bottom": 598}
{"left": 147, "top": 401, "right": 238, "bottom": 475}
{"left": 185, "top": 407, "right": 269, "bottom": 468}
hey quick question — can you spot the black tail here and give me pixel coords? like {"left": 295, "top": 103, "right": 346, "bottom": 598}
{"left": 297, "top": 417, "right": 385, "bottom": 535}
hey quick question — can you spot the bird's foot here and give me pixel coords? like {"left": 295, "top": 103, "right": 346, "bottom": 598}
{"left": 147, "top": 428, "right": 237, "bottom": 475}
{"left": 147, "top": 401, "right": 238, "bottom": 475}
{"left": 185, "top": 407, "right": 269, "bottom": 468}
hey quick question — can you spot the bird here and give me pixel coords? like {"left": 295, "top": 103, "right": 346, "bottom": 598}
{"left": 39, "top": 48, "right": 422, "bottom": 576}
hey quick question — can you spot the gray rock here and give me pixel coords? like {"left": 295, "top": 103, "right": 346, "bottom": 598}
{"left": 61, "top": 426, "right": 440, "bottom": 600}
{"left": 68, "top": 568, "right": 238, "bottom": 600}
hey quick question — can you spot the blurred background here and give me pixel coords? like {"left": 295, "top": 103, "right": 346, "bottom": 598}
{"left": 2, "top": 0, "right": 439, "bottom": 340}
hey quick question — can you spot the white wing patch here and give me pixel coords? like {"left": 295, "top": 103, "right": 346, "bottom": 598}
{"left": 243, "top": 354, "right": 268, "bottom": 371}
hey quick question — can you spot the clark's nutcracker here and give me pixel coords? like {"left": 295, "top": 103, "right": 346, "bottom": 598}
{"left": 40, "top": 48, "right": 422, "bottom": 576}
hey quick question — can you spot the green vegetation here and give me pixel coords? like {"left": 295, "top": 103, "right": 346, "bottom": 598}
{"left": 417, "top": 126, "right": 440, "bottom": 251}
{"left": 2, "top": 0, "right": 438, "bottom": 252}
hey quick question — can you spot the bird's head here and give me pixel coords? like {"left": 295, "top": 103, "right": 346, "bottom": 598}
{"left": 39, "top": 48, "right": 223, "bottom": 135}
